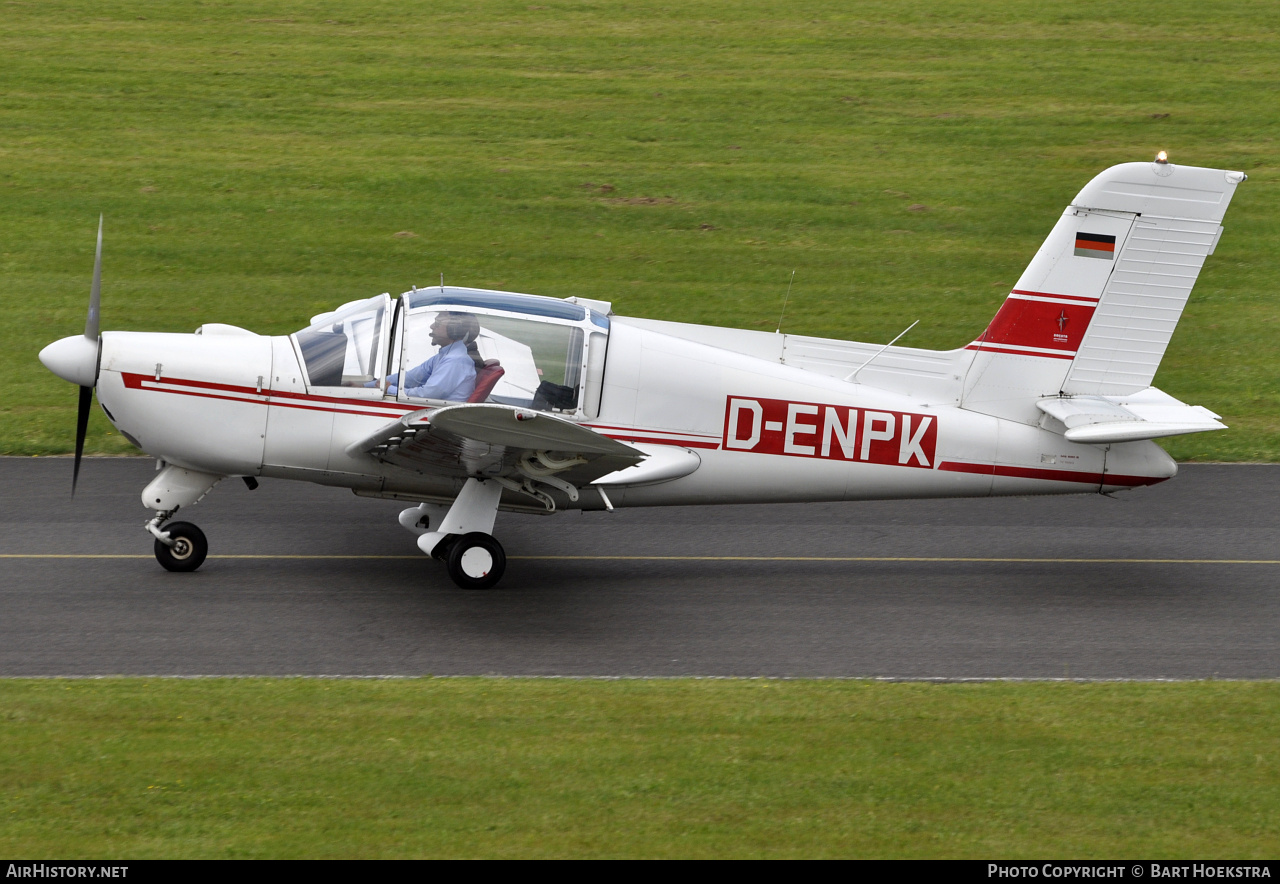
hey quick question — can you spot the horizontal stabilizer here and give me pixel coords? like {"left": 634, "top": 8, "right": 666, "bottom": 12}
{"left": 1037, "top": 387, "right": 1225, "bottom": 445}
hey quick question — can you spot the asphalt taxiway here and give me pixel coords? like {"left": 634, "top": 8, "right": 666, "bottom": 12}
{"left": 1, "top": 458, "right": 1277, "bottom": 678}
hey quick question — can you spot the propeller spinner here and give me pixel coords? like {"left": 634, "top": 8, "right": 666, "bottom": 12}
{"left": 38, "top": 216, "right": 105, "bottom": 494}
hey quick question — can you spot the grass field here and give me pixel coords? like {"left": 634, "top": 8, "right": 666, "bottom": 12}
{"left": 2, "top": 678, "right": 1277, "bottom": 859}
{"left": 2, "top": 1, "right": 1277, "bottom": 458}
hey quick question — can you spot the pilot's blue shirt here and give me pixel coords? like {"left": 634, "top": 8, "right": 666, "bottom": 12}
{"left": 387, "top": 340, "right": 477, "bottom": 401}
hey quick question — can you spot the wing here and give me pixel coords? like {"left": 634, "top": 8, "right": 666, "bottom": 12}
{"left": 347, "top": 403, "right": 646, "bottom": 509}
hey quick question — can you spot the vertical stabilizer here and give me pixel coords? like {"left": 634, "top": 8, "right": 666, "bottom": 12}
{"left": 961, "top": 160, "right": 1245, "bottom": 423}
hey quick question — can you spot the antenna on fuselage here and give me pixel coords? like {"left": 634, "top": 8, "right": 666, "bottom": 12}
{"left": 775, "top": 269, "right": 796, "bottom": 335}
{"left": 440, "top": 272, "right": 445, "bottom": 292}
{"left": 844, "top": 319, "right": 919, "bottom": 383}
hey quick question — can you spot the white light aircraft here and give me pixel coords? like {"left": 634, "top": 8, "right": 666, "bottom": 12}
{"left": 40, "top": 156, "right": 1247, "bottom": 588}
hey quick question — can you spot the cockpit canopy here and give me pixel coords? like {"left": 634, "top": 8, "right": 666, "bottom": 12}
{"left": 292, "top": 287, "right": 610, "bottom": 418}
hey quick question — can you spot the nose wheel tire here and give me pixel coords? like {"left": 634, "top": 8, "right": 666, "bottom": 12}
{"left": 446, "top": 532, "right": 505, "bottom": 590}
{"left": 154, "top": 521, "right": 208, "bottom": 572}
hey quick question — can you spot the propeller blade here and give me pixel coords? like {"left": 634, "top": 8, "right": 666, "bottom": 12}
{"left": 73, "top": 384, "right": 92, "bottom": 496}
{"left": 73, "top": 216, "right": 104, "bottom": 494}
{"left": 85, "top": 215, "right": 102, "bottom": 341}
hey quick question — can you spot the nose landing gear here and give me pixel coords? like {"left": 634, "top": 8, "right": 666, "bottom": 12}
{"left": 141, "top": 465, "right": 223, "bottom": 573}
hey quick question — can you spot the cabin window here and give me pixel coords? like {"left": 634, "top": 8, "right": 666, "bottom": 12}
{"left": 399, "top": 306, "right": 585, "bottom": 411}
{"left": 582, "top": 331, "right": 608, "bottom": 419}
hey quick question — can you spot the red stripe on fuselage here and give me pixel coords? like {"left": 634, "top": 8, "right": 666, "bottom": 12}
{"left": 121, "top": 372, "right": 420, "bottom": 419}
{"left": 583, "top": 422, "right": 722, "bottom": 446}
{"left": 937, "top": 460, "right": 1165, "bottom": 487}
{"left": 602, "top": 433, "right": 722, "bottom": 450}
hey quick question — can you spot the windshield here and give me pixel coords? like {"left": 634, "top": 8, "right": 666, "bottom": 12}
{"left": 294, "top": 296, "right": 387, "bottom": 388}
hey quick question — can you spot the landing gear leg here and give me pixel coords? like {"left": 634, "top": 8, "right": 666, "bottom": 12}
{"left": 417, "top": 478, "right": 506, "bottom": 589}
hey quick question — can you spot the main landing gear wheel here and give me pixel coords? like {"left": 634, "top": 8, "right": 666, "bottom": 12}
{"left": 446, "top": 532, "right": 506, "bottom": 590}
{"left": 154, "top": 521, "right": 208, "bottom": 572}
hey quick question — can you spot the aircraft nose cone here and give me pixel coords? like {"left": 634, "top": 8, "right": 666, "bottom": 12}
{"left": 39, "top": 335, "right": 100, "bottom": 387}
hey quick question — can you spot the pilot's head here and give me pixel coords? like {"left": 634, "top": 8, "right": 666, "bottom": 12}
{"left": 430, "top": 311, "right": 481, "bottom": 348}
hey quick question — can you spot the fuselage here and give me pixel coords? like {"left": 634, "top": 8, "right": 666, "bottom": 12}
{"left": 89, "top": 309, "right": 1175, "bottom": 513}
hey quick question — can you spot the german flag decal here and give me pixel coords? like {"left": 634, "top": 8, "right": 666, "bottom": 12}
{"left": 1074, "top": 232, "right": 1116, "bottom": 260}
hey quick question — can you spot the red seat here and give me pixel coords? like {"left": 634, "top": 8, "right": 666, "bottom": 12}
{"left": 467, "top": 360, "right": 505, "bottom": 403}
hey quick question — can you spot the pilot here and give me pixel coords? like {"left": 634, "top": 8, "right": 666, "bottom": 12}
{"left": 383, "top": 312, "right": 484, "bottom": 401}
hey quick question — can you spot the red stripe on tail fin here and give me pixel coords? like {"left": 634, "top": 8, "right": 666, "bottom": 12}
{"left": 972, "top": 294, "right": 1097, "bottom": 355}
